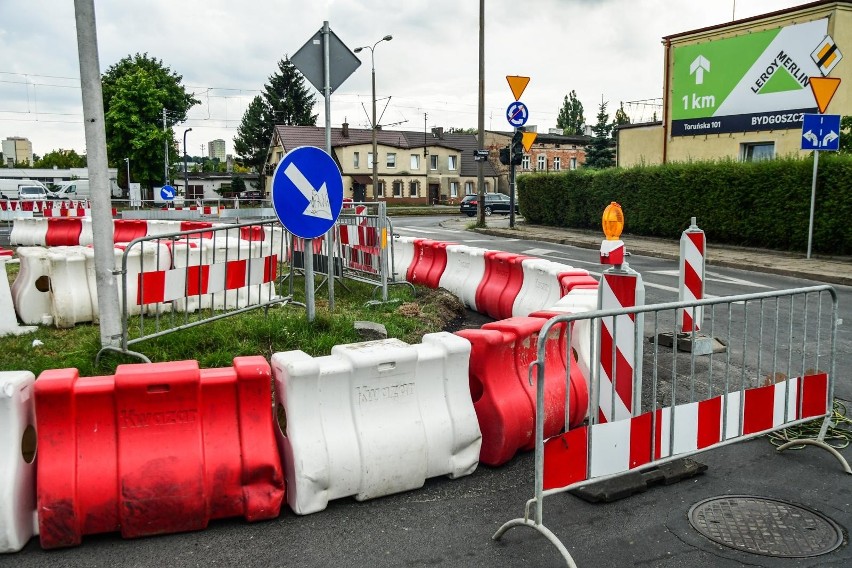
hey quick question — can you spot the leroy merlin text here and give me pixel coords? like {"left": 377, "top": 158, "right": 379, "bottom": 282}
{"left": 750, "top": 50, "right": 809, "bottom": 93}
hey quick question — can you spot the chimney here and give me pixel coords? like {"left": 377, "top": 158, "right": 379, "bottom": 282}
{"left": 431, "top": 127, "right": 444, "bottom": 139}
{"left": 342, "top": 122, "right": 349, "bottom": 138}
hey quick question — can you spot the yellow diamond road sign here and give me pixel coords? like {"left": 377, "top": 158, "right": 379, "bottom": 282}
{"left": 506, "top": 76, "right": 530, "bottom": 101}
{"left": 811, "top": 35, "right": 842, "bottom": 76}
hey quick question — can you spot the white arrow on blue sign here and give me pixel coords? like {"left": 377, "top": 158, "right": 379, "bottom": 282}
{"left": 801, "top": 114, "right": 841, "bottom": 151}
{"left": 506, "top": 101, "right": 529, "bottom": 127}
{"left": 160, "top": 185, "right": 175, "bottom": 201}
{"left": 271, "top": 146, "right": 344, "bottom": 239}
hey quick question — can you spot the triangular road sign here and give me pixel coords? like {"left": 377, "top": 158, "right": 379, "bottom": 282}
{"left": 507, "top": 76, "right": 530, "bottom": 101}
{"left": 521, "top": 132, "right": 537, "bottom": 153}
{"left": 809, "top": 76, "right": 841, "bottom": 113}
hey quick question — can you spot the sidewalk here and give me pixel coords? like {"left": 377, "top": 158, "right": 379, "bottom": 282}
{"left": 441, "top": 216, "right": 852, "bottom": 287}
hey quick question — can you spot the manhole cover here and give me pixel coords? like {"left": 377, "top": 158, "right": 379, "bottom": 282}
{"left": 689, "top": 495, "right": 844, "bottom": 558}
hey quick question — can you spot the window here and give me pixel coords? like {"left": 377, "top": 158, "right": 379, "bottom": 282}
{"left": 430, "top": 155, "right": 438, "bottom": 170}
{"left": 450, "top": 182, "right": 459, "bottom": 198}
{"left": 377, "top": 180, "right": 385, "bottom": 197}
{"left": 464, "top": 181, "right": 474, "bottom": 195}
{"left": 368, "top": 152, "right": 374, "bottom": 168}
{"left": 448, "top": 155, "right": 457, "bottom": 170}
{"left": 409, "top": 181, "right": 418, "bottom": 197}
{"left": 570, "top": 157, "right": 577, "bottom": 170}
{"left": 553, "top": 157, "right": 561, "bottom": 171}
{"left": 393, "top": 180, "right": 403, "bottom": 197}
{"left": 410, "top": 154, "right": 420, "bottom": 170}
{"left": 522, "top": 155, "right": 530, "bottom": 170}
{"left": 353, "top": 152, "right": 360, "bottom": 168}
{"left": 741, "top": 142, "right": 774, "bottom": 162}
{"left": 537, "top": 155, "right": 546, "bottom": 171}
{"left": 387, "top": 153, "right": 396, "bottom": 168}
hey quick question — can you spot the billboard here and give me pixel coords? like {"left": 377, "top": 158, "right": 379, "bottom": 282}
{"left": 671, "top": 19, "right": 827, "bottom": 136}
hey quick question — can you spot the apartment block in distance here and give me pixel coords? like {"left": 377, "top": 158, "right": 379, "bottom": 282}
{"left": 2, "top": 137, "right": 33, "bottom": 166}
{"left": 207, "top": 139, "right": 226, "bottom": 162}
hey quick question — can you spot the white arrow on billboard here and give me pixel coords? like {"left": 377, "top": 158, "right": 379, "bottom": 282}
{"left": 690, "top": 55, "right": 710, "bottom": 84}
{"left": 284, "top": 162, "right": 333, "bottom": 219}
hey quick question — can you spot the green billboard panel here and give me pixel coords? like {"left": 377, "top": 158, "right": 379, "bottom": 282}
{"left": 671, "top": 19, "right": 827, "bottom": 136}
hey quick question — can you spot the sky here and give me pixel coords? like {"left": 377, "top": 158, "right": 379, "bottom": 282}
{"left": 0, "top": 0, "right": 811, "bottom": 159}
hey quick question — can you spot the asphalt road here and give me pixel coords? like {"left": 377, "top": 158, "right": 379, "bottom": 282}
{"left": 3, "top": 214, "right": 851, "bottom": 567}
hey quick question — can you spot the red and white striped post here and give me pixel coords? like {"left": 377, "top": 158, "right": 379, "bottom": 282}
{"left": 678, "top": 217, "right": 705, "bottom": 334}
{"left": 596, "top": 202, "right": 645, "bottom": 423}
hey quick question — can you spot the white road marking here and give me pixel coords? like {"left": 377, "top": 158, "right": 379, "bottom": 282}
{"left": 647, "top": 269, "right": 771, "bottom": 289}
{"left": 522, "top": 248, "right": 558, "bottom": 256}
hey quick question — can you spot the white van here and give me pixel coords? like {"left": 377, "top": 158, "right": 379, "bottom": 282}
{"left": 50, "top": 179, "right": 122, "bottom": 199}
{"left": 0, "top": 179, "right": 50, "bottom": 199}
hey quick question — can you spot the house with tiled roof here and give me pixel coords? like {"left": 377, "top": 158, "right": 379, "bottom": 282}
{"left": 265, "top": 124, "right": 499, "bottom": 205}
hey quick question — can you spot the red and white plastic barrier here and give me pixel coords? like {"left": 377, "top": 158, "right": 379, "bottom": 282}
{"left": 34, "top": 357, "right": 285, "bottom": 549}
{"left": 0, "top": 258, "right": 37, "bottom": 337}
{"left": 392, "top": 235, "right": 416, "bottom": 281}
{"left": 0, "top": 371, "right": 38, "bottom": 553}
{"left": 475, "top": 251, "right": 531, "bottom": 321}
{"left": 543, "top": 373, "right": 829, "bottom": 489}
{"left": 678, "top": 217, "right": 706, "bottom": 333}
{"left": 457, "top": 317, "right": 588, "bottom": 466}
{"left": 271, "top": 332, "right": 482, "bottom": 515}
{"left": 439, "top": 245, "right": 489, "bottom": 310}
{"left": 407, "top": 239, "right": 453, "bottom": 288}
{"left": 46, "top": 246, "right": 94, "bottom": 328}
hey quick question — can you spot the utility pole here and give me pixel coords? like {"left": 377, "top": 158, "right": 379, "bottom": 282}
{"left": 477, "top": 0, "right": 486, "bottom": 226}
{"left": 73, "top": 0, "right": 121, "bottom": 349}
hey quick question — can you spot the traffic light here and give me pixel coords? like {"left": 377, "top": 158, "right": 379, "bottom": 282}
{"left": 499, "top": 147, "right": 510, "bottom": 165}
{"left": 511, "top": 128, "right": 524, "bottom": 165}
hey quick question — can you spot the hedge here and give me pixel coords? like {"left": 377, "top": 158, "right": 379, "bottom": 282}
{"left": 517, "top": 154, "right": 852, "bottom": 255}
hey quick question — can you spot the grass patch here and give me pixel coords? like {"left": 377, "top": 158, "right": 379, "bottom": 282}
{"left": 1, "top": 273, "right": 466, "bottom": 378}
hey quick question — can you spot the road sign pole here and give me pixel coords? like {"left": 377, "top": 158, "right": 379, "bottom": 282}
{"left": 807, "top": 150, "right": 819, "bottom": 260}
{"left": 509, "top": 158, "right": 516, "bottom": 229}
{"left": 305, "top": 238, "right": 316, "bottom": 321}
{"left": 322, "top": 20, "right": 335, "bottom": 313}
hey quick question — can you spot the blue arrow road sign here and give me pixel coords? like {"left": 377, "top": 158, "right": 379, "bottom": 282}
{"left": 801, "top": 114, "right": 841, "bottom": 151}
{"left": 160, "top": 185, "right": 175, "bottom": 201}
{"left": 506, "top": 101, "right": 529, "bottom": 127}
{"left": 271, "top": 146, "right": 343, "bottom": 239}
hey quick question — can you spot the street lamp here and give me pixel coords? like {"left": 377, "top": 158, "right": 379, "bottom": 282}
{"left": 354, "top": 34, "right": 392, "bottom": 201}
{"left": 183, "top": 128, "right": 192, "bottom": 201}
{"left": 124, "top": 157, "right": 130, "bottom": 188}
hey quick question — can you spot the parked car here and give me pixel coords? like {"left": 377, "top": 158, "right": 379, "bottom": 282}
{"left": 459, "top": 193, "right": 518, "bottom": 216}
{"left": 18, "top": 185, "right": 48, "bottom": 201}
{"left": 241, "top": 190, "right": 265, "bottom": 202}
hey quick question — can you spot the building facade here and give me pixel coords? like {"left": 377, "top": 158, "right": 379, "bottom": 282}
{"left": 1, "top": 137, "right": 33, "bottom": 167}
{"left": 207, "top": 139, "right": 226, "bottom": 162}
{"left": 266, "top": 124, "right": 500, "bottom": 204}
{"left": 174, "top": 172, "right": 259, "bottom": 201}
{"left": 483, "top": 129, "right": 590, "bottom": 193}
{"left": 0, "top": 167, "right": 118, "bottom": 187}
{"left": 618, "top": 0, "right": 851, "bottom": 166}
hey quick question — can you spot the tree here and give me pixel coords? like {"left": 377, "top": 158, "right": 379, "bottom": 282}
{"left": 230, "top": 175, "right": 246, "bottom": 195}
{"left": 34, "top": 149, "right": 87, "bottom": 169}
{"left": 556, "top": 90, "right": 585, "bottom": 135}
{"left": 840, "top": 115, "right": 852, "bottom": 153}
{"left": 101, "top": 53, "right": 199, "bottom": 191}
{"left": 584, "top": 101, "right": 615, "bottom": 169}
{"left": 613, "top": 104, "right": 631, "bottom": 128}
{"left": 234, "top": 58, "right": 317, "bottom": 175}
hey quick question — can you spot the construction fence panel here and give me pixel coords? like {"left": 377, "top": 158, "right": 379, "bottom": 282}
{"left": 492, "top": 285, "right": 844, "bottom": 567}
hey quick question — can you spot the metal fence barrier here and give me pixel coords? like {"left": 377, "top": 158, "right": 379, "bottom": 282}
{"left": 98, "top": 219, "right": 291, "bottom": 363}
{"left": 492, "top": 285, "right": 845, "bottom": 567}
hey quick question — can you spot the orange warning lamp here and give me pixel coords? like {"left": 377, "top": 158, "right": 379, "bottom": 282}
{"left": 602, "top": 202, "right": 624, "bottom": 241}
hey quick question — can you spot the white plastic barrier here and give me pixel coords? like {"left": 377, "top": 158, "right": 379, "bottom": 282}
{"left": 272, "top": 332, "right": 482, "bottom": 515}
{"left": 392, "top": 235, "right": 416, "bottom": 281}
{"left": 11, "top": 248, "right": 53, "bottom": 325}
{"left": 439, "top": 245, "right": 488, "bottom": 311}
{"left": 84, "top": 242, "right": 173, "bottom": 320}
{"left": 0, "top": 371, "right": 38, "bottom": 553}
{"left": 9, "top": 219, "right": 47, "bottom": 247}
{"left": 512, "top": 258, "right": 568, "bottom": 317}
{"left": 0, "top": 260, "right": 36, "bottom": 337}
{"left": 78, "top": 219, "right": 94, "bottom": 246}
{"left": 48, "top": 246, "right": 94, "bottom": 328}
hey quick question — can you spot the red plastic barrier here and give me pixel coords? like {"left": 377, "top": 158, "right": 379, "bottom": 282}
{"left": 34, "top": 356, "right": 285, "bottom": 549}
{"left": 240, "top": 226, "right": 266, "bottom": 242}
{"left": 113, "top": 220, "right": 148, "bottom": 243}
{"left": 180, "top": 221, "right": 214, "bottom": 239}
{"left": 45, "top": 217, "right": 83, "bottom": 246}
{"left": 475, "top": 252, "right": 531, "bottom": 320}
{"left": 407, "top": 239, "right": 452, "bottom": 288}
{"left": 456, "top": 317, "right": 588, "bottom": 466}
{"left": 557, "top": 272, "right": 599, "bottom": 296}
